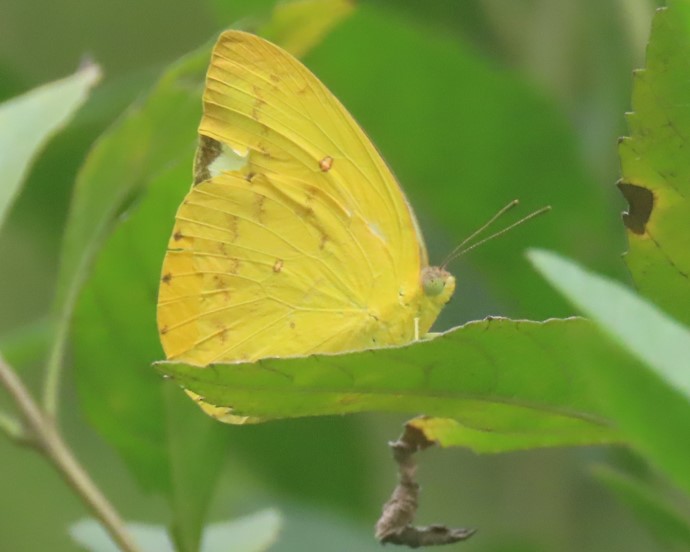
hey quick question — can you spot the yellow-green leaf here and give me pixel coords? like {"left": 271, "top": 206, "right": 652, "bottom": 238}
{"left": 157, "top": 317, "right": 623, "bottom": 453}
{"left": 618, "top": 1, "right": 690, "bottom": 326}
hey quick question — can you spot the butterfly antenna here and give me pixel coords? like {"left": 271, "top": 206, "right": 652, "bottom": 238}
{"left": 443, "top": 205, "right": 551, "bottom": 267}
{"left": 441, "top": 199, "right": 519, "bottom": 267}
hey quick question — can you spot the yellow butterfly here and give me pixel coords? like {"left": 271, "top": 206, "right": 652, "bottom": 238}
{"left": 157, "top": 31, "right": 455, "bottom": 422}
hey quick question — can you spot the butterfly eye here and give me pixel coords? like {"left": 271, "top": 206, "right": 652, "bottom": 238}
{"left": 421, "top": 267, "right": 449, "bottom": 297}
{"left": 423, "top": 277, "right": 445, "bottom": 297}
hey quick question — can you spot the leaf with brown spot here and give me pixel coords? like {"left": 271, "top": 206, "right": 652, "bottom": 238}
{"left": 617, "top": 2, "right": 690, "bottom": 325}
{"left": 617, "top": 181, "right": 654, "bottom": 235}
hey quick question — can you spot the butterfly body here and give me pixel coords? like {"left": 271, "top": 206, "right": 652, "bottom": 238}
{"left": 157, "top": 31, "right": 454, "bottom": 420}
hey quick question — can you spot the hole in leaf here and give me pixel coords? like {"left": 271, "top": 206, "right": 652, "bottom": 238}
{"left": 617, "top": 181, "right": 654, "bottom": 234}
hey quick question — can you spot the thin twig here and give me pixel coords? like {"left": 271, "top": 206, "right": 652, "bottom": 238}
{"left": 0, "top": 352, "right": 141, "bottom": 552}
{"left": 375, "top": 424, "right": 476, "bottom": 548}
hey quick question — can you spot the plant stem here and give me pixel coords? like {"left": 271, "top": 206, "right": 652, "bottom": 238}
{"left": 0, "top": 353, "right": 141, "bottom": 552}
{"left": 42, "top": 309, "right": 69, "bottom": 417}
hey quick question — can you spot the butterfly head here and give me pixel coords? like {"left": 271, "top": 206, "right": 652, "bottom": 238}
{"left": 421, "top": 266, "right": 455, "bottom": 304}
{"left": 414, "top": 266, "right": 455, "bottom": 339}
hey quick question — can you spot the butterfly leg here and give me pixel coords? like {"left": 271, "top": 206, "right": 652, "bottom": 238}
{"left": 414, "top": 317, "right": 420, "bottom": 341}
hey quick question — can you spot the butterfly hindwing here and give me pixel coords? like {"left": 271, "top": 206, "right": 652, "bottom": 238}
{"left": 159, "top": 171, "right": 393, "bottom": 364}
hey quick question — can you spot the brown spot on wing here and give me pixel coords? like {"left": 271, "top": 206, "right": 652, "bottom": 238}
{"left": 319, "top": 156, "right": 334, "bottom": 172}
{"left": 173, "top": 230, "right": 183, "bottom": 241}
{"left": 161, "top": 273, "right": 172, "bottom": 284}
{"left": 253, "top": 102, "right": 267, "bottom": 121}
{"left": 257, "top": 142, "right": 272, "bottom": 156}
{"left": 251, "top": 85, "right": 267, "bottom": 120}
{"left": 254, "top": 194, "right": 266, "bottom": 223}
{"left": 225, "top": 214, "right": 239, "bottom": 242}
{"left": 618, "top": 181, "right": 654, "bottom": 234}
{"left": 194, "top": 135, "right": 222, "bottom": 184}
{"left": 304, "top": 185, "right": 317, "bottom": 205}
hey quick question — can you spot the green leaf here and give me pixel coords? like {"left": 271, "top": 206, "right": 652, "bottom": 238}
{"left": 618, "top": 1, "right": 690, "bottom": 326}
{"left": 70, "top": 519, "right": 175, "bottom": 552}
{"left": 69, "top": 45, "right": 228, "bottom": 552}
{"left": 269, "top": 502, "right": 381, "bottom": 552}
{"left": 0, "top": 64, "right": 100, "bottom": 232}
{"left": 165, "top": 386, "right": 230, "bottom": 551}
{"left": 0, "top": 318, "right": 52, "bottom": 369}
{"left": 258, "top": 0, "right": 355, "bottom": 57}
{"left": 54, "top": 51, "right": 207, "bottom": 319}
{"left": 157, "top": 317, "right": 622, "bottom": 453}
{"left": 594, "top": 466, "right": 690, "bottom": 551}
{"left": 201, "top": 509, "right": 282, "bottom": 552}
{"left": 529, "top": 250, "right": 690, "bottom": 401}
{"left": 70, "top": 511, "right": 281, "bottom": 552}
{"left": 207, "top": 0, "right": 354, "bottom": 58}
{"left": 71, "top": 161, "right": 186, "bottom": 480}
{"left": 529, "top": 249, "right": 690, "bottom": 495}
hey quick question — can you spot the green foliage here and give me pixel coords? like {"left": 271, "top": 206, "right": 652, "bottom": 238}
{"left": 594, "top": 467, "right": 690, "bottom": 552}
{"left": 0, "top": 64, "right": 100, "bottom": 230}
{"left": 70, "top": 44, "right": 209, "bottom": 494}
{"left": 530, "top": 250, "right": 690, "bottom": 496}
{"left": 618, "top": 0, "right": 690, "bottom": 326}
{"left": 158, "top": 317, "right": 621, "bottom": 452}
{"left": 257, "top": 0, "right": 355, "bottom": 57}
{"left": 70, "top": 509, "right": 282, "bottom": 552}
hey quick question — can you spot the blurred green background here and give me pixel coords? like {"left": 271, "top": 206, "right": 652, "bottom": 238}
{"left": 0, "top": 0, "right": 672, "bottom": 551}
